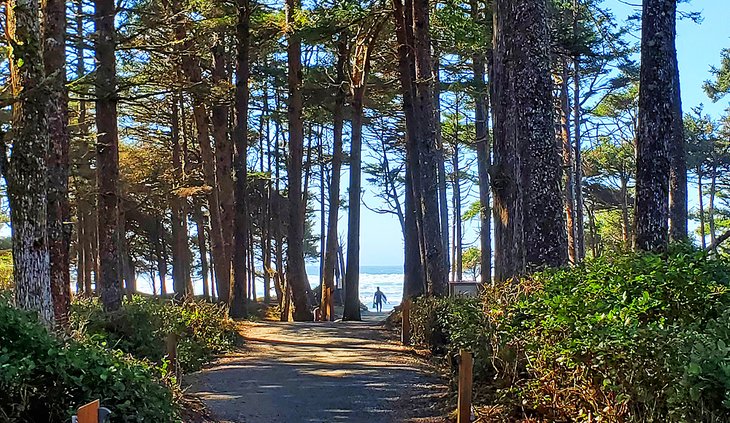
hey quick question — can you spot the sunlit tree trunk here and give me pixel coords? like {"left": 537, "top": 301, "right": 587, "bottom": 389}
{"left": 5, "top": 0, "right": 54, "bottom": 324}
{"left": 634, "top": 0, "right": 678, "bottom": 251}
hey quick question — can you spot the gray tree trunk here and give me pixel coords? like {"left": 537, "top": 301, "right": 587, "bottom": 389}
{"left": 6, "top": 0, "right": 54, "bottom": 325}
{"left": 492, "top": 0, "right": 567, "bottom": 282}
{"left": 634, "top": 0, "right": 678, "bottom": 251}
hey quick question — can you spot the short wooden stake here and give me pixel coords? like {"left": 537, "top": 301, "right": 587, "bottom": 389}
{"left": 76, "top": 399, "right": 99, "bottom": 423}
{"left": 457, "top": 349, "right": 473, "bottom": 423}
{"left": 401, "top": 299, "right": 411, "bottom": 345}
{"left": 166, "top": 333, "right": 178, "bottom": 377}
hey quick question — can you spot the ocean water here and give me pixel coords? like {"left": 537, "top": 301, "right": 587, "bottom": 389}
{"left": 306, "top": 265, "right": 404, "bottom": 312}
{"left": 133, "top": 264, "right": 405, "bottom": 313}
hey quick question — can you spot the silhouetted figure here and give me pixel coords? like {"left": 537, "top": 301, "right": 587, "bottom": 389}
{"left": 373, "top": 287, "right": 388, "bottom": 312}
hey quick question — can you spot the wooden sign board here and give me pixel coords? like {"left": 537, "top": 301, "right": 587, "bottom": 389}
{"left": 449, "top": 281, "right": 481, "bottom": 298}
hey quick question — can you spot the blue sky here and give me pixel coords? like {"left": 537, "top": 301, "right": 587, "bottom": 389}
{"left": 353, "top": 0, "right": 730, "bottom": 267}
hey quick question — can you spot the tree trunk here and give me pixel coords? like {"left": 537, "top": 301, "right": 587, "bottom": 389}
{"left": 194, "top": 204, "right": 210, "bottom": 301}
{"left": 710, "top": 164, "right": 717, "bottom": 247}
{"left": 621, "top": 176, "right": 631, "bottom": 246}
{"left": 669, "top": 51, "right": 687, "bottom": 242}
{"left": 560, "top": 63, "right": 577, "bottom": 264}
{"left": 572, "top": 0, "right": 585, "bottom": 262}
{"left": 452, "top": 132, "right": 463, "bottom": 282}
{"left": 634, "top": 0, "right": 678, "bottom": 251}
{"left": 492, "top": 0, "right": 567, "bottom": 282}
{"left": 173, "top": 2, "right": 230, "bottom": 303}
{"left": 412, "top": 0, "right": 448, "bottom": 296}
{"left": 392, "top": 0, "right": 426, "bottom": 300}
{"left": 285, "top": 0, "right": 313, "bottom": 321}
{"left": 321, "top": 38, "right": 347, "bottom": 321}
{"left": 230, "top": 0, "right": 250, "bottom": 319}
{"left": 433, "top": 53, "right": 450, "bottom": 281}
{"left": 698, "top": 170, "right": 706, "bottom": 249}
{"left": 170, "top": 98, "right": 192, "bottom": 298}
{"left": 44, "top": 0, "right": 71, "bottom": 324}
{"left": 212, "top": 36, "right": 235, "bottom": 279}
{"left": 94, "top": 0, "right": 123, "bottom": 311}
{"left": 471, "top": 40, "right": 491, "bottom": 284}
{"left": 343, "top": 88, "right": 366, "bottom": 321}
{"left": 154, "top": 218, "right": 168, "bottom": 296}
{"left": 5, "top": 0, "right": 54, "bottom": 325}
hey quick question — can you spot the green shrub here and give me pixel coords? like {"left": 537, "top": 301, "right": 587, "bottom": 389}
{"left": 70, "top": 296, "right": 236, "bottom": 372}
{"left": 410, "top": 296, "right": 493, "bottom": 379}
{"left": 0, "top": 295, "right": 177, "bottom": 422}
{"left": 488, "top": 247, "right": 730, "bottom": 422}
{"left": 414, "top": 247, "right": 730, "bottom": 422}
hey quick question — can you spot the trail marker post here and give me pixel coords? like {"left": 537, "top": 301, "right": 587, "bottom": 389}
{"left": 457, "top": 349, "right": 473, "bottom": 423}
{"left": 401, "top": 299, "right": 411, "bottom": 345}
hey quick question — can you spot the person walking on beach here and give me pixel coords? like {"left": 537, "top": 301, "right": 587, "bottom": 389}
{"left": 373, "top": 287, "right": 388, "bottom": 312}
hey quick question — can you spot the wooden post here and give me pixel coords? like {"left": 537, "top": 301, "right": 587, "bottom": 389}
{"left": 457, "top": 349, "right": 473, "bottom": 423}
{"left": 77, "top": 400, "right": 99, "bottom": 423}
{"left": 166, "top": 332, "right": 178, "bottom": 377}
{"left": 401, "top": 298, "right": 411, "bottom": 345}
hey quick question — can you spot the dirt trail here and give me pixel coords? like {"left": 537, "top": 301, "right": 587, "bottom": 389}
{"left": 185, "top": 314, "right": 448, "bottom": 423}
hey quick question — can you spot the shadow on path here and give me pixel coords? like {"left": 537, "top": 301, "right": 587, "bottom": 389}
{"left": 185, "top": 316, "right": 448, "bottom": 423}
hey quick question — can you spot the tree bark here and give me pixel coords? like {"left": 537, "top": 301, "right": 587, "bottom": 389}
{"left": 412, "top": 0, "right": 448, "bottom": 295}
{"left": 285, "top": 0, "right": 313, "bottom": 321}
{"left": 231, "top": 0, "right": 250, "bottom": 318}
{"left": 634, "top": 0, "right": 678, "bottom": 251}
{"left": 572, "top": 0, "right": 585, "bottom": 262}
{"left": 492, "top": 0, "right": 567, "bottom": 282}
{"left": 44, "top": 0, "right": 71, "bottom": 324}
{"left": 433, "top": 53, "right": 450, "bottom": 281}
{"left": 393, "top": 0, "right": 426, "bottom": 300}
{"left": 194, "top": 204, "right": 210, "bottom": 300}
{"left": 5, "top": 0, "right": 54, "bottom": 325}
{"left": 698, "top": 170, "right": 706, "bottom": 249}
{"left": 560, "top": 63, "right": 577, "bottom": 264}
{"left": 212, "top": 37, "right": 235, "bottom": 277}
{"left": 471, "top": 10, "right": 492, "bottom": 285}
{"left": 170, "top": 98, "right": 192, "bottom": 298}
{"left": 321, "top": 38, "right": 347, "bottom": 321}
{"left": 669, "top": 51, "right": 687, "bottom": 242}
{"left": 94, "top": 0, "right": 123, "bottom": 311}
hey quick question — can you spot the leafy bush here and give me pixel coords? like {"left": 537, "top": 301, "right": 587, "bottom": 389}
{"left": 414, "top": 247, "right": 730, "bottom": 422}
{"left": 0, "top": 294, "right": 177, "bottom": 422}
{"left": 411, "top": 296, "right": 493, "bottom": 379}
{"left": 70, "top": 296, "right": 236, "bottom": 372}
{"left": 0, "top": 250, "right": 13, "bottom": 290}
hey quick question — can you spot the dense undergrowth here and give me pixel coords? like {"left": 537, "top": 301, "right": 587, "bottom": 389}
{"left": 0, "top": 294, "right": 237, "bottom": 422}
{"left": 411, "top": 247, "right": 730, "bottom": 422}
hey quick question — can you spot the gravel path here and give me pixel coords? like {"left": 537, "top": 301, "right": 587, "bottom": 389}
{"left": 185, "top": 314, "right": 448, "bottom": 423}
